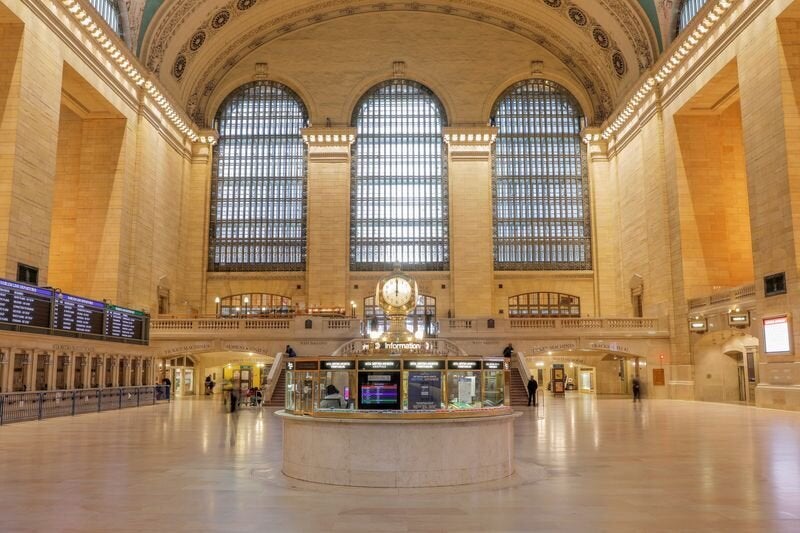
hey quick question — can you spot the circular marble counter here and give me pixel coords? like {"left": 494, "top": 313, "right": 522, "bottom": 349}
{"left": 275, "top": 410, "right": 522, "bottom": 488}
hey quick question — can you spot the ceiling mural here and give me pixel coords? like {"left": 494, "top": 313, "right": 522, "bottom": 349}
{"left": 124, "top": 0, "right": 669, "bottom": 127}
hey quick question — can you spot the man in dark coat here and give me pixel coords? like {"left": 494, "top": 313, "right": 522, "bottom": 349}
{"left": 503, "top": 343, "right": 513, "bottom": 358}
{"left": 527, "top": 376, "right": 538, "bottom": 406}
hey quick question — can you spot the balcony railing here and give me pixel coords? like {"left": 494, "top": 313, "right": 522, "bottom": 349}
{"left": 0, "top": 386, "right": 170, "bottom": 425}
{"left": 687, "top": 283, "right": 756, "bottom": 311}
{"left": 150, "top": 316, "right": 663, "bottom": 340}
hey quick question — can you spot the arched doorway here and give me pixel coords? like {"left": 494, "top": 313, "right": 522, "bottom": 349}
{"left": 168, "top": 356, "right": 197, "bottom": 397}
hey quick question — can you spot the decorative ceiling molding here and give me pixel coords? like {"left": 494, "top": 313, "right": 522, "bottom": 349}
{"left": 176, "top": 1, "right": 622, "bottom": 127}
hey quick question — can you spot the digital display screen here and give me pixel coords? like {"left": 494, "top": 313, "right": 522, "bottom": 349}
{"left": 105, "top": 305, "right": 146, "bottom": 341}
{"left": 0, "top": 279, "right": 52, "bottom": 328}
{"left": 764, "top": 316, "right": 791, "bottom": 353}
{"left": 54, "top": 293, "right": 104, "bottom": 335}
{"left": 358, "top": 371, "right": 400, "bottom": 410}
{"left": 406, "top": 371, "right": 442, "bottom": 410}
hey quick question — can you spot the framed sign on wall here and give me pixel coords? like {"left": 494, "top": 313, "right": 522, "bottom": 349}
{"left": 763, "top": 315, "right": 792, "bottom": 355}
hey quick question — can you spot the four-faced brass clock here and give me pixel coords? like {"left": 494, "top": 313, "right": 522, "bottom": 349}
{"left": 376, "top": 270, "right": 418, "bottom": 316}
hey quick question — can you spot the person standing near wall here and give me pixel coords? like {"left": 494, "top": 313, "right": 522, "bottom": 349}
{"left": 503, "top": 343, "right": 513, "bottom": 358}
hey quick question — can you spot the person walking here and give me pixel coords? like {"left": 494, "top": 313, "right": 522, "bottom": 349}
{"left": 632, "top": 375, "right": 642, "bottom": 402}
{"left": 285, "top": 345, "right": 297, "bottom": 358}
{"left": 527, "top": 376, "right": 538, "bottom": 406}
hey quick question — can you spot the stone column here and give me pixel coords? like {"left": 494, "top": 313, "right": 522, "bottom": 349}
{"left": 0, "top": 348, "right": 9, "bottom": 392}
{"left": 584, "top": 129, "right": 621, "bottom": 316}
{"left": 0, "top": 21, "right": 63, "bottom": 280}
{"left": 443, "top": 127, "right": 497, "bottom": 318}
{"left": 181, "top": 133, "right": 215, "bottom": 313}
{"left": 302, "top": 128, "right": 355, "bottom": 309}
{"left": 66, "top": 352, "right": 74, "bottom": 390}
{"left": 738, "top": 14, "right": 800, "bottom": 408}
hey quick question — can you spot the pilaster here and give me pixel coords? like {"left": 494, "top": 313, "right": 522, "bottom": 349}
{"left": 302, "top": 128, "right": 355, "bottom": 309}
{"left": 444, "top": 126, "right": 497, "bottom": 317}
{"left": 584, "top": 129, "right": 621, "bottom": 316}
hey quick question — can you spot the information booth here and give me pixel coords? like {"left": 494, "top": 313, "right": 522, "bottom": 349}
{"left": 277, "top": 269, "right": 519, "bottom": 488}
{"left": 285, "top": 356, "right": 509, "bottom": 416}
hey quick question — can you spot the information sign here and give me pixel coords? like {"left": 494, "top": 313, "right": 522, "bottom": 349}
{"left": 764, "top": 316, "right": 791, "bottom": 353}
{"left": 448, "top": 360, "right": 482, "bottom": 370}
{"left": 0, "top": 279, "right": 52, "bottom": 328}
{"left": 320, "top": 360, "right": 355, "bottom": 370}
{"left": 54, "top": 293, "right": 104, "bottom": 335}
{"left": 104, "top": 305, "right": 146, "bottom": 341}
{"left": 358, "top": 360, "right": 401, "bottom": 370}
{"left": 406, "top": 371, "right": 442, "bottom": 410}
{"left": 403, "top": 360, "right": 444, "bottom": 370}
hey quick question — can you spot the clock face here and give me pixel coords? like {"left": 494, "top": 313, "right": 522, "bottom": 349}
{"left": 382, "top": 277, "right": 413, "bottom": 308}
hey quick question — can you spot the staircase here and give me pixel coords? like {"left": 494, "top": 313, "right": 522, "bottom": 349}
{"left": 265, "top": 369, "right": 286, "bottom": 407}
{"left": 510, "top": 366, "right": 530, "bottom": 407}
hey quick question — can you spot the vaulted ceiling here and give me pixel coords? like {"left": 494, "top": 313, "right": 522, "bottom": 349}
{"left": 125, "top": 0, "right": 673, "bottom": 127}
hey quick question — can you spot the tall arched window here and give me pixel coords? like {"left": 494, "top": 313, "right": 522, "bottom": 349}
{"left": 492, "top": 79, "right": 591, "bottom": 270}
{"left": 677, "top": 0, "right": 708, "bottom": 34}
{"left": 89, "top": 0, "right": 122, "bottom": 35}
{"left": 209, "top": 82, "right": 308, "bottom": 271}
{"left": 351, "top": 80, "right": 449, "bottom": 271}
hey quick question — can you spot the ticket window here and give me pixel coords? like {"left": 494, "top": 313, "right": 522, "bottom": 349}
{"left": 118, "top": 360, "right": 126, "bottom": 387}
{"left": 74, "top": 357, "right": 85, "bottom": 389}
{"left": 12, "top": 353, "right": 27, "bottom": 392}
{"left": 403, "top": 370, "right": 443, "bottom": 411}
{"left": 35, "top": 354, "right": 48, "bottom": 391}
{"left": 317, "top": 371, "right": 355, "bottom": 410}
{"left": 56, "top": 356, "right": 69, "bottom": 390}
{"left": 104, "top": 358, "right": 114, "bottom": 387}
{"left": 447, "top": 371, "right": 481, "bottom": 409}
{"left": 91, "top": 357, "right": 101, "bottom": 388}
{"left": 483, "top": 369, "right": 505, "bottom": 407}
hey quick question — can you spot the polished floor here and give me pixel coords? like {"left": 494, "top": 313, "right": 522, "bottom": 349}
{"left": 1, "top": 396, "right": 799, "bottom": 532}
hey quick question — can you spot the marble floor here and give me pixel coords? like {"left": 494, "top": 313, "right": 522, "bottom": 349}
{"left": 1, "top": 396, "right": 799, "bottom": 532}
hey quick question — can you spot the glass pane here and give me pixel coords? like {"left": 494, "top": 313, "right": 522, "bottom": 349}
{"left": 679, "top": 0, "right": 708, "bottom": 33}
{"left": 89, "top": 0, "right": 121, "bottom": 35}
{"left": 492, "top": 79, "right": 591, "bottom": 270}
{"left": 210, "top": 82, "right": 308, "bottom": 272}
{"left": 350, "top": 80, "right": 449, "bottom": 271}
{"left": 447, "top": 371, "right": 481, "bottom": 409}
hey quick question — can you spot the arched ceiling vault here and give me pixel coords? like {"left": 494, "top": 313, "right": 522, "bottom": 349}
{"left": 130, "top": 0, "right": 664, "bottom": 127}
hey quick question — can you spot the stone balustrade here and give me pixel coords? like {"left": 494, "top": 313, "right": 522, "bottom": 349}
{"left": 150, "top": 316, "right": 665, "bottom": 340}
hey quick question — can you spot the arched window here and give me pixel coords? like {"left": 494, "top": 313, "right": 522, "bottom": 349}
{"left": 492, "top": 79, "right": 591, "bottom": 270}
{"left": 219, "top": 293, "right": 293, "bottom": 317}
{"left": 508, "top": 292, "right": 581, "bottom": 318}
{"left": 677, "top": 0, "right": 708, "bottom": 33}
{"left": 351, "top": 80, "right": 449, "bottom": 271}
{"left": 209, "top": 82, "right": 308, "bottom": 271}
{"left": 364, "top": 294, "right": 437, "bottom": 335}
{"left": 89, "top": 0, "right": 122, "bottom": 35}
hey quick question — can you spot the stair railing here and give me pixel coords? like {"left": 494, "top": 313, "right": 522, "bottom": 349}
{"left": 264, "top": 352, "right": 284, "bottom": 404}
{"left": 514, "top": 350, "right": 531, "bottom": 386}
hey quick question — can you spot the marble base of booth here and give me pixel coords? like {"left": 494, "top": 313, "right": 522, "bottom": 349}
{"left": 276, "top": 411, "right": 521, "bottom": 487}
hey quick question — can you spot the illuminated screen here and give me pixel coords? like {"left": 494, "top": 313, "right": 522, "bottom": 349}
{"left": 358, "top": 372, "right": 400, "bottom": 410}
{"left": 764, "top": 316, "right": 791, "bottom": 353}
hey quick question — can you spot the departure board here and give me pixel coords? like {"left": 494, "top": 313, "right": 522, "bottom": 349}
{"left": 54, "top": 293, "right": 105, "bottom": 335}
{"left": 105, "top": 305, "right": 146, "bottom": 341}
{"left": 0, "top": 279, "right": 52, "bottom": 328}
